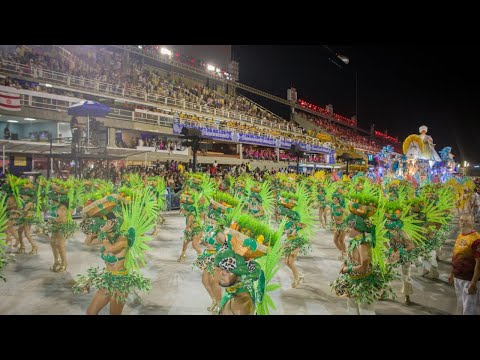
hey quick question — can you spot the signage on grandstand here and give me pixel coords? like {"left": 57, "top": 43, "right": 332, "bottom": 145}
{"left": 173, "top": 120, "right": 233, "bottom": 141}
{"left": 0, "top": 91, "right": 21, "bottom": 111}
{"left": 173, "top": 119, "right": 335, "bottom": 159}
{"left": 237, "top": 133, "right": 278, "bottom": 147}
{"left": 14, "top": 156, "right": 27, "bottom": 166}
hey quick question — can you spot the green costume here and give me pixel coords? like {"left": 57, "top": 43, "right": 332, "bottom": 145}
{"left": 330, "top": 181, "right": 397, "bottom": 305}
{"left": 214, "top": 213, "right": 285, "bottom": 315}
{"left": 73, "top": 188, "right": 158, "bottom": 303}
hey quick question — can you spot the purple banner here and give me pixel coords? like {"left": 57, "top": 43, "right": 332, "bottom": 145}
{"left": 173, "top": 120, "right": 335, "bottom": 159}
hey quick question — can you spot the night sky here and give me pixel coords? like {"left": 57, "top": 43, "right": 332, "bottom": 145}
{"left": 232, "top": 45, "right": 480, "bottom": 164}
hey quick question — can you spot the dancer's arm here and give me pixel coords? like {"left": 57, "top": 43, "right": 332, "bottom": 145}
{"left": 54, "top": 206, "right": 67, "bottom": 223}
{"left": 350, "top": 243, "right": 370, "bottom": 274}
{"left": 102, "top": 236, "right": 128, "bottom": 253}
{"left": 215, "top": 231, "right": 226, "bottom": 245}
{"left": 223, "top": 293, "right": 255, "bottom": 315}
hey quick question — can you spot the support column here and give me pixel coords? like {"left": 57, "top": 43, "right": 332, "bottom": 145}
{"left": 2, "top": 145, "right": 5, "bottom": 174}
{"left": 276, "top": 147, "right": 280, "bottom": 162}
{"left": 238, "top": 143, "right": 243, "bottom": 160}
{"left": 108, "top": 127, "right": 117, "bottom": 147}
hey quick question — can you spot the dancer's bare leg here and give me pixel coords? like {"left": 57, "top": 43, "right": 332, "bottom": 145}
{"left": 286, "top": 248, "right": 302, "bottom": 287}
{"left": 16, "top": 226, "right": 26, "bottom": 253}
{"left": 202, "top": 269, "right": 216, "bottom": 311}
{"left": 319, "top": 208, "right": 324, "bottom": 227}
{"left": 56, "top": 235, "right": 67, "bottom": 272}
{"left": 49, "top": 234, "right": 61, "bottom": 272}
{"left": 210, "top": 268, "right": 222, "bottom": 305}
{"left": 86, "top": 289, "right": 111, "bottom": 315}
{"left": 6, "top": 224, "right": 19, "bottom": 248}
{"left": 84, "top": 234, "right": 95, "bottom": 245}
{"left": 24, "top": 225, "right": 38, "bottom": 254}
{"left": 109, "top": 293, "right": 127, "bottom": 315}
{"left": 339, "top": 231, "right": 347, "bottom": 256}
{"left": 325, "top": 208, "right": 331, "bottom": 224}
{"left": 178, "top": 241, "right": 189, "bottom": 262}
{"left": 192, "top": 233, "right": 203, "bottom": 255}
{"left": 333, "top": 230, "right": 347, "bottom": 256}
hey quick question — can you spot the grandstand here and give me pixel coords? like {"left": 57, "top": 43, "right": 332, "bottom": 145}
{"left": 0, "top": 45, "right": 400, "bottom": 176}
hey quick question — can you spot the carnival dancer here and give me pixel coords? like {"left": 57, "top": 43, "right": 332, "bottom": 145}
{"left": 6, "top": 175, "right": 38, "bottom": 254}
{"left": 73, "top": 189, "right": 157, "bottom": 315}
{"left": 46, "top": 179, "right": 77, "bottom": 272}
{"left": 278, "top": 184, "right": 315, "bottom": 287}
{"left": 148, "top": 177, "right": 166, "bottom": 236}
{"left": 80, "top": 182, "right": 123, "bottom": 246}
{"left": 330, "top": 180, "right": 396, "bottom": 315}
{"left": 317, "top": 183, "right": 329, "bottom": 228}
{"left": 214, "top": 213, "right": 285, "bottom": 314}
{"left": 195, "top": 190, "right": 239, "bottom": 313}
{"left": 313, "top": 171, "right": 332, "bottom": 228}
{"left": 383, "top": 197, "right": 426, "bottom": 305}
{"left": 245, "top": 177, "right": 274, "bottom": 222}
{"left": 330, "top": 186, "right": 349, "bottom": 259}
{"left": 4, "top": 194, "right": 20, "bottom": 250}
{"left": 177, "top": 174, "right": 214, "bottom": 262}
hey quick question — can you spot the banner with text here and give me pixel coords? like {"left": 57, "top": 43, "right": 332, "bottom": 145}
{"left": 173, "top": 120, "right": 335, "bottom": 157}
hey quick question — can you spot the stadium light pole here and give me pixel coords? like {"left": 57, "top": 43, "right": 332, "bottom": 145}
{"left": 323, "top": 45, "right": 358, "bottom": 124}
{"left": 335, "top": 53, "right": 358, "bottom": 124}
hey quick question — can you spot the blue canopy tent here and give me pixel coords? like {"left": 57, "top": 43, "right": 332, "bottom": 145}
{"left": 67, "top": 101, "right": 111, "bottom": 148}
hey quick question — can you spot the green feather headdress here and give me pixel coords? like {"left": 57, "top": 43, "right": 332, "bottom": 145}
{"left": 292, "top": 183, "right": 315, "bottom": 239}
{"left": 213, "top": 191, "right": 240, "bottom": 208}
{"left": 257, "top": 180, "right": 274, "bottom": 219}
{"left": 43, "top": 178, "right": 51, "bottom": 210}
{"left": 219, "top": 198, "right": 246, "bottom": 230}
{"left": 369, "top": 205, "right": 389, "bottom": 275}
{"left": 323, "top": 179, "right": 337, "bottom": 203}
{"left": 280, "top": 190, "right": 298, "bottom": 201}
{"left": 121, "top": 187, "right": 159, "bottom": 272}
{"left": 347, "top": 179, "right": 381, "bottom": 208}
{"left": 125, "top": 173, "right": 143, "bottom": 189}
{"left": 66, "top": 178, "right": 76, "bottom": 224}
{"left": 6, "top": 174, "right": 23, "bottom": 208}
{"left": 34, "top": 180, "right": 44, "bottom": 223}
{"left": 75, "top": 179, "right": 86, "bottom": 208}
{"left": 383, "top": 195, "right": 426, "bottom": 246}
{"left": 149, "top": 177, "right": 166, "bottom": 210}
{"left": 256, "top": 220, "right": 286, "bottom": 315}
{"left": 230, "top": 213, "right": 283, "bottom": 247}
{"left": 243, "top": 176, "right": 254, "bottom": 199}
{"left": 199, "top": 174, "right": 216, "bottom": 200}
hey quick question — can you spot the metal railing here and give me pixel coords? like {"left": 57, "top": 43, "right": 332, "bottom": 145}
{"left": 0, "top": 59, "right": 308, "bottom": 138}
{"left": 1, "top": 85, "right": 321, "bottom": 148}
